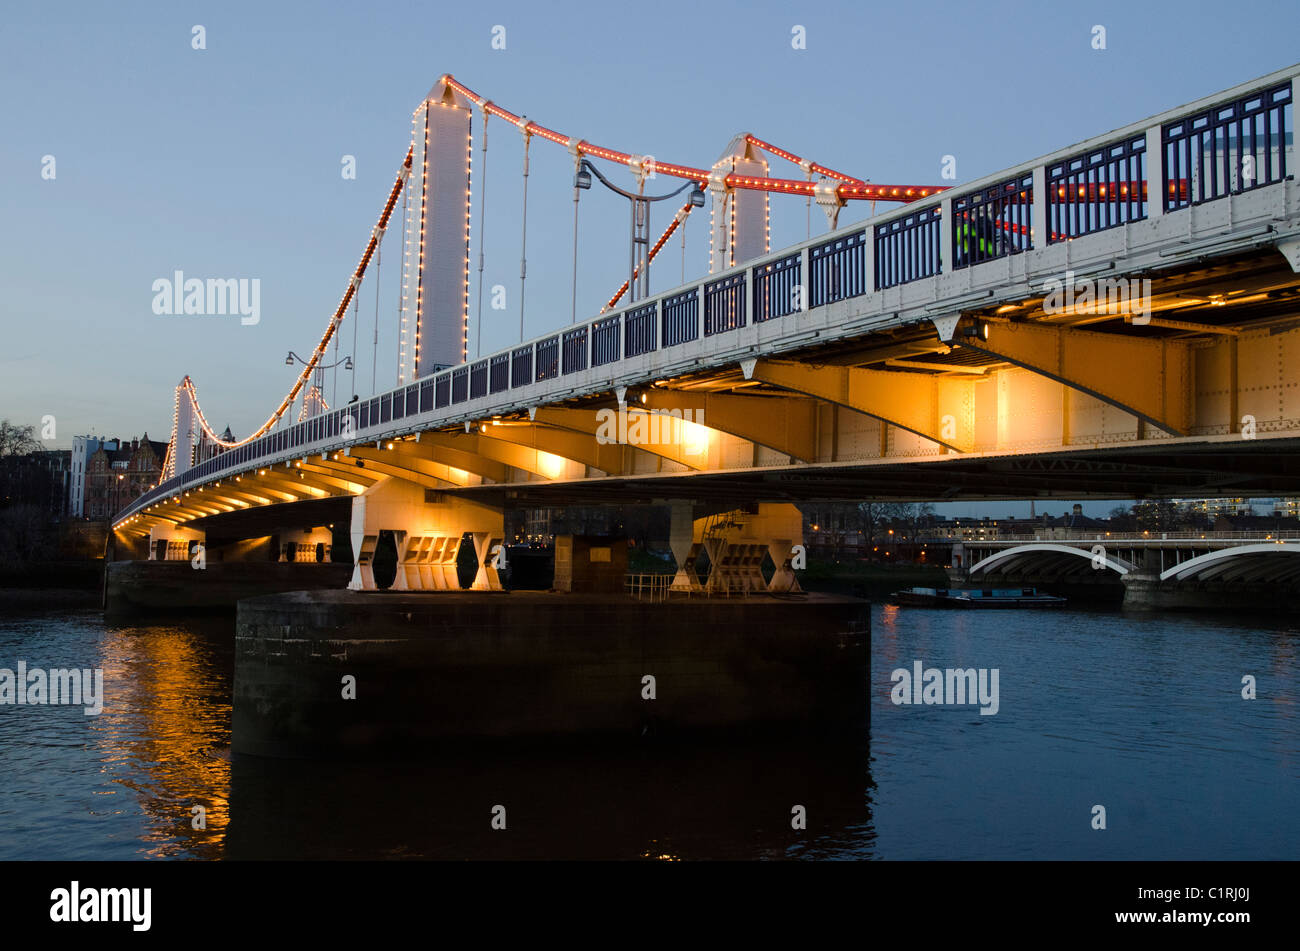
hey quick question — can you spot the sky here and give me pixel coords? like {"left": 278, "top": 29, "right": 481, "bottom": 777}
{"left": 2, "top": 0, "right": 1298, "bottom": 517}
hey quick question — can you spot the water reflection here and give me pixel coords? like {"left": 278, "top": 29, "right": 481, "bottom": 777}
{"left": 225, "top": 738, "right": 874, "bottom": 860}
{"left": 0, "top": 610, "right": 232, "bottom": 860}
{"left": 91, "top": 617, "right": 233, "bottom": 858}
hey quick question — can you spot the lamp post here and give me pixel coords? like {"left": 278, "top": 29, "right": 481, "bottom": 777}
{"left": 286, "top": 352, "right": 354, "bottom": 419}
{"left": 573, "top": 159, "right": 704, "bottom": 305}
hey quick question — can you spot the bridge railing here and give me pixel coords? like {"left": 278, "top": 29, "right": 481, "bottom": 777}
{"left": 115, "top": 65, "right": 1298, "bottom": 525}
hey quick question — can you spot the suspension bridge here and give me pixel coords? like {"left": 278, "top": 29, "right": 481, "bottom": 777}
{"left": 107, "top": 65, "right": 1300, "bottom": 599}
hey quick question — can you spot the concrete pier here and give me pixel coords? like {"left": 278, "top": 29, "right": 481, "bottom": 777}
{"left": 233, "top": 590, "right": 870, "bottom": 757}
{"left": 105, "top": 561, "right": 352, "bottom": 615}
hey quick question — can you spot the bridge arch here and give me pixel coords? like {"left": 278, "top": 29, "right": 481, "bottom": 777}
{"left": 967, "top": 543, "right": 1134, "bottom": 578}
{"left": 1159, "top": 543, "right": 1300, "bottom": 583}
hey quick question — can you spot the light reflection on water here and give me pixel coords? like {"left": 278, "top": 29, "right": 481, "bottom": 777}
{"left": 0, "top": 603, "right": 1296, "bottom": 859}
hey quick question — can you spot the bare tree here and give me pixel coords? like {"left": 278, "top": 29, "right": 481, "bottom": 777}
{"left": 0, "top": 420, "right": 40, "bottom": 458}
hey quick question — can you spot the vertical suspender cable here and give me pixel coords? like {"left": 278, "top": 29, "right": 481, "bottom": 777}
{"left": 352, "top": 245, "right": 365, "bottom": 401}
{"left": 331, "top": 312, "right": 340, "bottom": 410}
{"left": 475, "top": 111, "right": 490, "bottom": 356}
{"left": 519, "top": 122, "right": 531, "bottom": 342}
{"left": 386, "top": 183, "right": 406, "bottom": 393}
{"left": 681, "top": 213, "right": 686, "bottom": 285}
{"left": 570, "top": 158, "right": 580, "bottom": 323}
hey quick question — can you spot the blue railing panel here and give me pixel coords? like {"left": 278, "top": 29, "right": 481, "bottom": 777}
{"left": 875, "top": 208, "right": 941, "bottom": 289}
{"left": 809, "top": 231, "right": 867, "bottom": 307}
{"left": 951, "top": 174, "right": 1033, "bottom": 270}
{"left": 661, "top": 289, "right": 699, "bottom": 346}
{"left": 591, "top": 315, "right": 621, "bottom": 366}
{"left": 1048, "top": 135, "right": 1147, "bottom": 242}
{"left": 624, "top": 303, "right": 656, "bottom": 357}
{"left": 752, "top": 252, "right": 801, "bottom": 322}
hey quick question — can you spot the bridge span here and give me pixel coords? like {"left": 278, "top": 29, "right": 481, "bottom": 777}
{"left": 956, "top": 533, "right": 1300, "bottom": 608}
{"left": 108, "top": 65, "right": 1300, "bottom": 598}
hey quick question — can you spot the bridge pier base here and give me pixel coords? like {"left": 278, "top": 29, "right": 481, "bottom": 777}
{"left": 147, "top": 524, "right": 205, "bottom": 562}
{"left": 278, "top": 526, "right": 333, "bottom": 564}
{"left": 347, "top": 477, "right": 503, "bottom": 591}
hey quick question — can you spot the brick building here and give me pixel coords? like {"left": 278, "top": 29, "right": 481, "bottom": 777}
{"left": 83, "top": 435, "right": 167, "bottom": 520}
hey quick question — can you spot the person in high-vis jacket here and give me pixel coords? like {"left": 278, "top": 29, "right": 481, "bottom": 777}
{"left": 956, "top": 209, "right": 998, "bottom": 266}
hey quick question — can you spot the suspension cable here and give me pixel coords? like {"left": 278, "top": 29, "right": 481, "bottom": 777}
{"left": 181, "top": 148, "right": 412, "bottom": 449}
{"left": 440, "top": 74, "right": 946, "bottom": 204}
{"left": 475, "top": 110, "right": 490, "bottom": 356}
{"left": 395, "top": 170, "right": 410, "bottom": 386}
{"left": 518, "top": 123, "right": 531, "bottom": 342}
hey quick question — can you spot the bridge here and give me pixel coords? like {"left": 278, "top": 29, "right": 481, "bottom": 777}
{"left": 951, "top": 531, "right": 1300, "bottom": 608}
{"left": 109, "top": 65, "right": 1300, "bottom": 598}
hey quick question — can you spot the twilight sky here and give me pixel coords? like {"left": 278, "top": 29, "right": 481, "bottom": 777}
{"left": 2, "top": 0, "right": 1297, "bottom": 514}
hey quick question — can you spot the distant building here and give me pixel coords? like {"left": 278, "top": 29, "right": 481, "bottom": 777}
{"left": 1212, "top": 513, "right": 1300, "bottom": 534}
{"left": 1176, "top": 497, "right": 1283, "bottom": 518}
{"left": 82, "top": 435, "right": 167, "bottom": 520}
{"left": 70, "top": 436, "right": 117, "bottom": 517}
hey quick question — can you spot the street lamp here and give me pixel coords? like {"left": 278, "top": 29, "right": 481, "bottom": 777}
{"left": 573, "top": 158, "right": 704, "bottom": 304}
{"left": 285, "top": 352, "right": 355, "bottom": 414}
{"left": 286, "top": 351, "right": 352, "bottom": 371}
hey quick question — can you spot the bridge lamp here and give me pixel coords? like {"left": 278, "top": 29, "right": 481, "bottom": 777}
{"left": 285, "top": 353, "right": 294, "bottom": 365}
{"left": 343, "top": 357, "right": 354, "bottom": 371}
{"left": 960, "top": 320, "right": 990, "bottom": 340}
{"left": 689, "top": 185, "right": 705, "bottom": 208}
{"left": 574, "top": 169, "right": 592, "bottom": 190}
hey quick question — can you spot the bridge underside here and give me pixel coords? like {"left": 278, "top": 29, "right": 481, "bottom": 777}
{"left": 459, "top": 436, "right": 1300, "bottom": 506}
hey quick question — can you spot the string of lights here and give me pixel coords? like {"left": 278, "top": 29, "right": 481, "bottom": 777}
{"left": 182, "top": 148, "right": 413, "bottom": 450}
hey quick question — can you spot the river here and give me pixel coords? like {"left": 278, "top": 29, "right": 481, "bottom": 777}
{"left": 1, "top": 601, "right": 1295, "bottom": 859}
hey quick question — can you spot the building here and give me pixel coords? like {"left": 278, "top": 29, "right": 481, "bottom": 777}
{"left": 70, "top": 436, "right": 117, "bottom": 517}
{"left": 83, "top": 435, "right": 167, "bottom": 520}
{"left": 0, "top": 448, "right": 71, "bottom": 518}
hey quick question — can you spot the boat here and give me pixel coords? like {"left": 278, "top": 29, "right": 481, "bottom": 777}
{"left": 888, "top": 586, "right": 1067, "bottom": 608}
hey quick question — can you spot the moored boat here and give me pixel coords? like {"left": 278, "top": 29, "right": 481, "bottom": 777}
{"left": 889, "top": 586, "right": 1066, "bottom": 608}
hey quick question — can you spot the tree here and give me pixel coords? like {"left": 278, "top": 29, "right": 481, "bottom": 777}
{"left": 858, "top": 501, "right": 909, "bottom": 552}
{"left": 1132, "top": 499, "right": 1182, "bottom": 533}
{"left": 0, "top": 420, "right": 40, "bottom": 459}
{"left": 1106, "top": 505, "right": 1135, "bottom": 531}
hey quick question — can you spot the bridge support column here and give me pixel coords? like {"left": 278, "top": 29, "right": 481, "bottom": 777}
{"left": 347, "top": 477, "right": 503, "bottom": 591}
{"left": 147, "top": 524, "right": 205, "bottom": 562}
{"left": 1121, "top": 550, "right": 1167, "bottom": 609}
{"left": 748, "top": 503, "right": 804, "bottom": 593}
{"left": 277, "top": 527, "right": 334, "bottom": 564}
{"left": 668, "top": 501, "right": 701, "bottom": 592}
{"left": 694, "top": 503, "right": 804, "bottom": 595}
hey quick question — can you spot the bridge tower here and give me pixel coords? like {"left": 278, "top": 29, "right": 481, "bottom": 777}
{"left": 170, "top": 378, "right": 197, "bottom": 479}
{"left": 708, "top": 134, "right": 770, "bottom": 273}
{"left": 400, "top": 77, "right": 473, "bottom": 381}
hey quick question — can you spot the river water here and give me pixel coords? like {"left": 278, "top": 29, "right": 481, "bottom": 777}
{"left": 0, "top": 601, "right": 1296, "bottom": 860}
